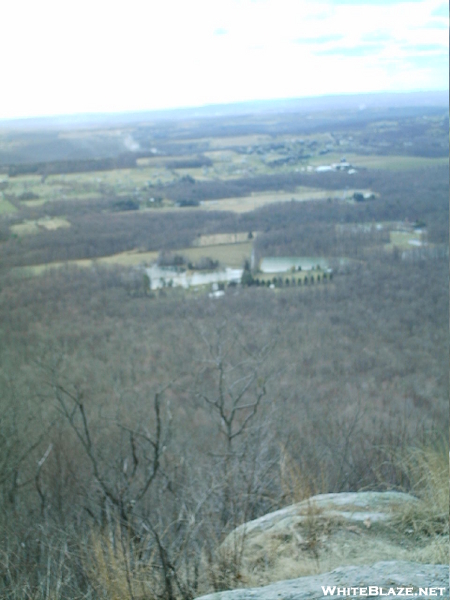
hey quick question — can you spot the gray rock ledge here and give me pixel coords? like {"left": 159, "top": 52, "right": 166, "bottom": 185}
{"left": 196, "top": 562, "right": 448, "bottom": 600}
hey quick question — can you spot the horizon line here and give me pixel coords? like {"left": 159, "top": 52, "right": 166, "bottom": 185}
{"left": 1, "top": 89, "right": 448, "bottom": 126}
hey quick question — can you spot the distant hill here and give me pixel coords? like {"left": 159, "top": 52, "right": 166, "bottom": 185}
{"left": 0, "top": 90, "right": 448, "bottom": 132}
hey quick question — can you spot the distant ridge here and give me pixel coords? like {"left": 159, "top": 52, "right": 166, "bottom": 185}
{"left": 0, "top": 90, "right": 448, "bottom": 131}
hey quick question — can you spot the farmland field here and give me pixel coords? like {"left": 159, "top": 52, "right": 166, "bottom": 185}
{"left": 12, "top": 249, "right": 160, "bottom": 276}
{"left": 195, "top": 187, "right": 375, "bottom": 213}
{"left": 10, "top": 217, "right": 70, "bottom": 235}
{"left": 387, "top": 229, "right": 425, "bottom": 249}
{"left": 179, "top": 241, "right": 253, "bottom": 267}
{"left": 0, "top": 197, "right": 17, "bottom": 213}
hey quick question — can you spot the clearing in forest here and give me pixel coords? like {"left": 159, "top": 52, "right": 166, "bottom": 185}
{"left": 0, "top": 198, "right": 17, "bottom": 213}
{"left": 11, "top": 217, "right": 71, "bottom": 235}
{"left": 387, "top": 230, "right": 425, "bottom": 249}
{"left": 13, "top": 249, "right": 160, "bottom": 277}
{"left": 197, "top": 187, "right": 373, "bottom": 213}
{"left": 179, "top": 242, "right": 253, "bottom": 268}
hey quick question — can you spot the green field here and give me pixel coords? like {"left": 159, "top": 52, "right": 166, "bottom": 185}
{"left": 387, "top": 230, "right": 424, "bottom": 249}
{"left": 11, "top": 217, "right": 71, "bottom": 236}
{"left": 4, "top": 167, "right": 178, "bottom": 206}
{"left": 0, "top": 198, "right": 17, "bottom": 213}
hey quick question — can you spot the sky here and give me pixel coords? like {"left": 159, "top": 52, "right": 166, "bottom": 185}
{"left": 1, "top": 0, "right": 448, "bottom": 119}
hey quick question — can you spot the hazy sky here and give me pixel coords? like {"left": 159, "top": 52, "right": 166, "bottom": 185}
{"left": 2, "top": 0, "right": 448, "bottom": 119}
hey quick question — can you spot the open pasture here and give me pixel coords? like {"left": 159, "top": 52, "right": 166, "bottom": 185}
{"left": 13, "top": 248, "right": 160, "bottom": 277}
{"left": 6, "top": 166, "right": 177, "bottom": 206}
{"left": 179, "top": 241, "right": 253, "bottom": 268}
{"left": 388, "top": 230, "right": 425, "bottom": 249}
{"left": 22, "top": 198, "right": 48, "bottom": 207}
{"left": 6, "top": 173, "right": 102, "bottom": 204}
{"left": 13, "top": 243, "right": 249, "bottom": 277}
{"left": 96, "top": 249, "right": 159, "bottom": 266}
{"left": 203, "top": 150, "right": 237, "bottom": 162}
{"left": 136, "top": 157, "right": 167, "bottom": 168}
{"left": 0, "top": 197, "right": 17, "bottom": 213}
{"left": 10, "top": 217, "right": 70, "bottom": 236}
{"left": 197, "top": 187, "right": 374, "bottom": 213}
{"left": 136, "top": 159, "right": 211, "bottom": 182}
{"left": 202, "top": 150, "right": 272, "bottom": 180}
{"left": 48, "top": 167, "right": 175, "bottom": 194}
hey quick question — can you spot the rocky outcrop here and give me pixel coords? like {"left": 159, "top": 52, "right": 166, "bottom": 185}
{"left": 217, "top": 492, "right": 444, "bottom": 587}
{"left": 196, "top": 562, "right": 448, "bottom": 600}
{"left": 223, "top": 492, "right": 418, "bottom": 539}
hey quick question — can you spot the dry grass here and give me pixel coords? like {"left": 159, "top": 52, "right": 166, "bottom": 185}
{"left": 388, "top": 230, "right": 424, "bottom": 249}
{"left": 12, "top": 239, "right": 250, "bottom": 277}
{"left": 280, "top": 447, "right": 328, "bottom": 504}
{"left": 226, "top": 442, "right": 449, "bottom": 588}
{"left": 97, "top": 250, "right": 159, "bottom": 266}
{"left": 13, "top": 249, "right": 160, "bottom": 276}
{"left": 197, "top": 188, "right": 373, "bottom": 213}
{"left": 390, "top": 441, "right": 449, "bottom": 563}
{"left": 180, "top": 242, "right": 253, "bottom": 268}
{"left": 84, "top": 529, "right": 157, "bottom": 600}
{"left": 197, "top": 190, "right": 326, "bottom": 213}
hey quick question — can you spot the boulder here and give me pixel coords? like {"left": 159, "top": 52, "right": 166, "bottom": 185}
{"left": 218, "top": 492, "right": 445, "bottom": 587}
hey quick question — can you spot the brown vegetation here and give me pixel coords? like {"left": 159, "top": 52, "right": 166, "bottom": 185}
{"left": 0, "top": 107, "right": 448, "bottom": 599}
{"left": 0, "top": 247, "right": 447, "bottom": 598}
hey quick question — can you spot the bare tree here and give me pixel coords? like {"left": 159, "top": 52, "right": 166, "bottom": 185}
{"left": 190, "top": 320, "right": 276, "bottom": 532}
{"left": 42, "top": 365, "right": 173, "bottom": 529}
